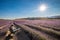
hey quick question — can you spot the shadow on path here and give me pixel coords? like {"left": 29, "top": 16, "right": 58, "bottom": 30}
{"left": 16, "top": 30, "right": 30, "bottom": 40}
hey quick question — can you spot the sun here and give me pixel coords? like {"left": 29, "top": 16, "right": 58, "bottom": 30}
{"left": 39, "top": 4, "right": 47, "bottom": 12}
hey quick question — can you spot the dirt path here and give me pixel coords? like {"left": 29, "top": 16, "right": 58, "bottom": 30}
{"left": 16, "top": 30, "right": 30, "bottom": 40}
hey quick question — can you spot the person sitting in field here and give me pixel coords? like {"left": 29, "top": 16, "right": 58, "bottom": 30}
{"left": 5, "top": 25, "right": 16, "bottom": 40}
{"left": 5, "top": 25, "right": 20, "bottom": 40}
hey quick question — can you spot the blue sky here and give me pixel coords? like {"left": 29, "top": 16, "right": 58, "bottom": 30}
{"left": 0, "top": 0, "right": 60, "bottom": 19}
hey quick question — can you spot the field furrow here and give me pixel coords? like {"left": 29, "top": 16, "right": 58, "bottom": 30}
{"left": 15, "top": 23, "right": 59, "bottom": 40}
{"left": 24, "top": 24, "right": 60, "bottom": 40}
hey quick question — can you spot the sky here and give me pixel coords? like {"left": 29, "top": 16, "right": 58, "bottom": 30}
{"left": 0, "top": 0, "right": 60, "bottom": 19}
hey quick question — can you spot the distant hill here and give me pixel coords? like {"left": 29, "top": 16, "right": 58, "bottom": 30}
{"left": 0, "top": 15, "right": 60, "bottom": 21}
{"left": 15, "top": 16, "right": 60, "bottom": 20}
{"left": 14, "top": 17, "right": 50, "bottom": 20}
{"left": 49, "top": 15, "right": 60, "bottom": 19}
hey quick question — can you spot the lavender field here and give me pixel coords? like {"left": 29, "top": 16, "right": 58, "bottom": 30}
{"left": 15, "top": 19, "right": 60, "bottom": 28}
{"left": 0, "top": 19, "right": 60, "bottom": 40}
{"left": 14, "top": 19, "right": 60, "bottom": 40}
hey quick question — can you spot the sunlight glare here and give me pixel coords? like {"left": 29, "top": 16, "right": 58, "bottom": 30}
{"left": 39, "top": 4, "right": 47, "bottom": 12}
